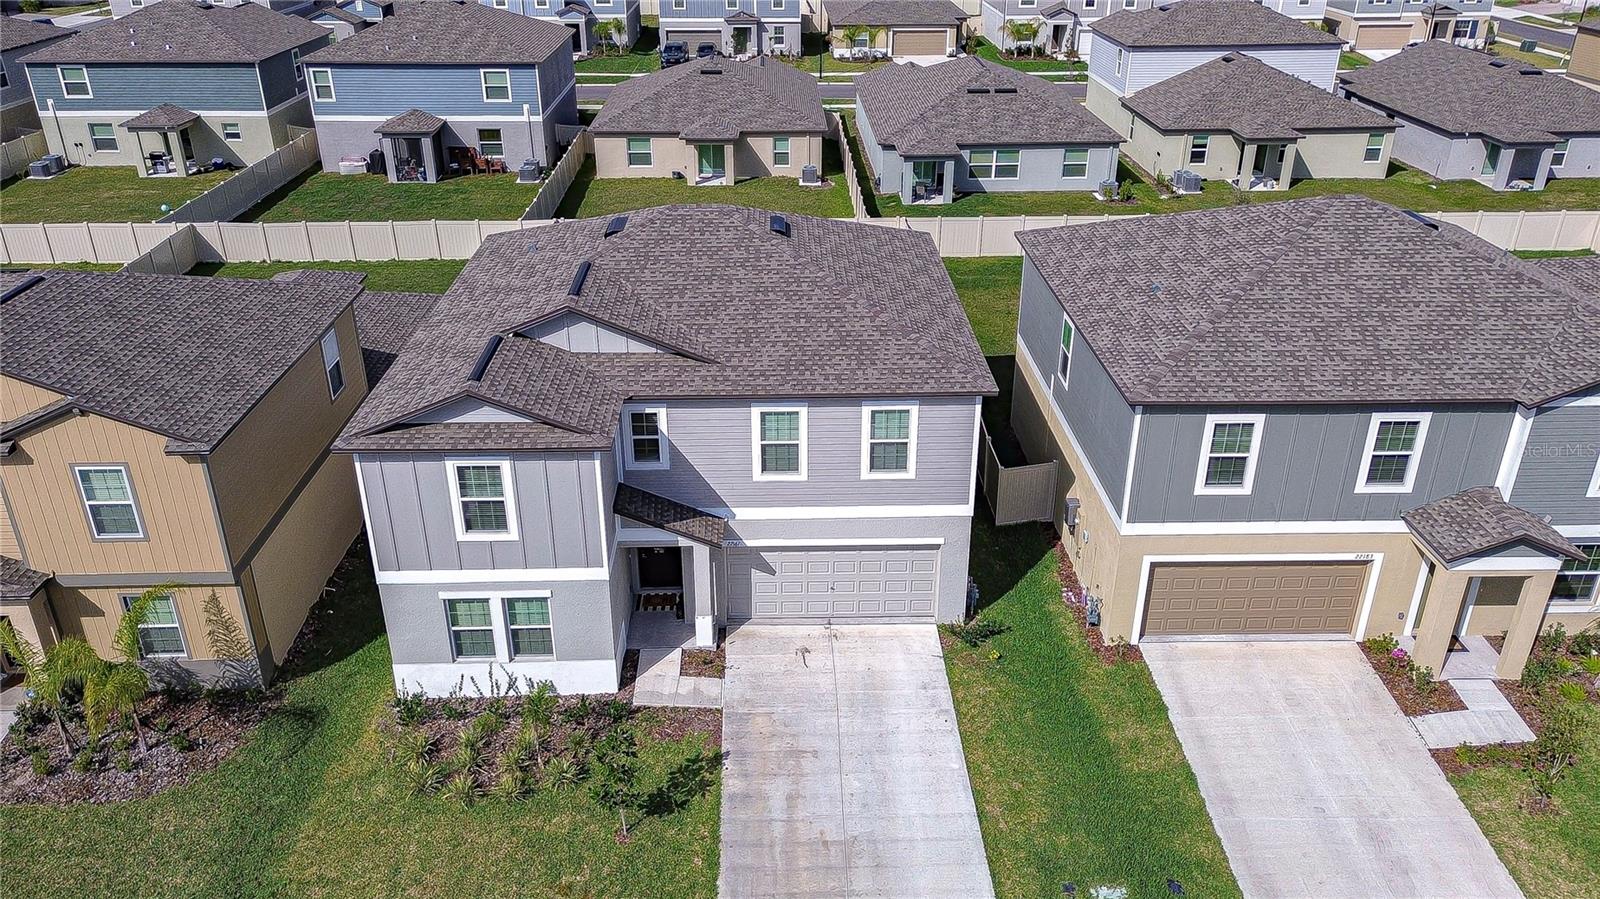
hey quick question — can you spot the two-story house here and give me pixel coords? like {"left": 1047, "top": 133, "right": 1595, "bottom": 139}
{"left": 1, "top": 18, "right": 73, "bottom": 142}
{"left": 1008, "top": 195, "right": 1600, "bottom": 682}
{"left": 660, "top": 0, "right": 802, "bottom": 58}
{"left": 302, "top": 0, "right": 388, "bottom": 42}
{"left": 334, "top": 205, "right": 996, "bottom": 696}
{"left": 1323, "top": 0, "right": 1489, "bottom": 51}
{"left": 980, "top": 0, "right": 1329, "bottom": 62}
{"left": 823, "top": 0, "right": 968, "bottom": 60}
{"left": 479, "top": 0, "right": 642, "bottom": 54}
{"left": 303, "top": 1, "right": 578, "bottom": 183}
{"left": 21, "top": 0, "right": 328, "bottom": 176}
{"left": 0, "top": 268, "right": 388, "bottom": 689}
{"left": 856, "top": 56, "right": 1122, "bottom": 204}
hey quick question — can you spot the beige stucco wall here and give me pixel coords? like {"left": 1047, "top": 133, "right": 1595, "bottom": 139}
{"left": 1123, "top": 114, "right": 1248, "bottom": 183}
{"left": 594, "top": 132, "right": 821, "bottom": 181}
{"left": 38, "top": 112, "right": 283, "bottom": 172}
{"left": 1, "top": 593, "right": 59, "bottom": 655}
{"left": 1293, "top": 129, "right": 1392, "bottom": 179}
{"left": 734, "top": 131, "right": 823, "bottom": 179}
{"left": 1085, "top": 82, "right": 1133, "bottom": 137}
{"left": 826, "top": 25, "right": 958, "bottom": 52}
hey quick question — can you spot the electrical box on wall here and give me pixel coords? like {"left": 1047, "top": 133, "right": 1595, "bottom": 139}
{"left": 1064, "top": 497, "right": 1081, "bottom": 534}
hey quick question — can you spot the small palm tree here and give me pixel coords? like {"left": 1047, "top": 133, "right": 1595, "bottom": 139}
{"left": 1004, "top": 19, "right": 1042, "bottom": 58}
{"left": 83, "top": 584, "right": 174, "bottom": 754}
{"left": 864, "top": 25, "right": 883, "bottom": 57}
{"left": 0, "top": 621, "right": 99, "bottom": 753}
{"left": 839, "top": 25, "right": 866, "bottom": 59}
{"left": 593, "top": 19, "right": 618, "bottom": 56}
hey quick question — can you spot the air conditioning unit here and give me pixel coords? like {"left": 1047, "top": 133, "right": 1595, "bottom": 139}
{"left": 1172, "top": 169, "right": 1203, "bottom": 194}
{"left": 42, "top": 154, "right": 66, "bottom": 175}
{"left": 1095, "top": 179, "right": 1119, "bottom": 200}
{"left": 799, "top": 163, "right": 819, "bottom": 185}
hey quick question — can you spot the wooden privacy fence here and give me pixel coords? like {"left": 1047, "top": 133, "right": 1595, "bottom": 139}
{"left": 0, "top": 131, "right": 48, "bottom": 182}
{"left": 524, "top": 130, "right": 593, "bottom": 220}
{"left": 979, "top": 421, "right": 1057, "bottom": 526}
{"left": 157, "top": 129, "right": 321, "bottom": 224}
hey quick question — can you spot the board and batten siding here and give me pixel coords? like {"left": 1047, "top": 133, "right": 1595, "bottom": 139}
{"left": 309, "top": 65, "right": 543, "bottom": 118}
{"left": 617, "top": 396, "right": 979, "bottom": 511}
{"left": 357, "top": 452, "right": 607, "bottom": 573}
{"left": 662, "top": 0, "right": 796, "bottom": 19}
{"left": 1123, "top": 46, "right": 1340, "bottom": 93}
{"left": 1128, "top": 403, "right": 1514, "bottom": 523}
{"left": 26, "top": 62, "right": 267, "bottom": 113}
{"left": 1511, "top": 391, "right": 1600, "bottom": 527}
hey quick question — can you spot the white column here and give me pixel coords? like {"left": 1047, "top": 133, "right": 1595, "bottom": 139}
{"left": 685, "top": 542, "right": 715, "bottom": 647}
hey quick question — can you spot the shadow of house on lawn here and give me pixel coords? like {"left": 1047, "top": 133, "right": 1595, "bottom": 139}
{"left": 275, "top": 535, "right": 388, "bottom": 683}
{"left": 967, "top": 507, "right": 1055, "bottom": 619}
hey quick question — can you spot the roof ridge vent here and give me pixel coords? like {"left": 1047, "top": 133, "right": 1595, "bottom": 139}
{"left": 467, "top": 334, "right": 503, "bottom": 381}
{"left": 769, "top": 214, "right": 790, "bottom": 238}
{"left": 604, "top": 215, "right": 628, "bottom": 237}
{"left": 568, "top": 259, "right": 592, "bottom": 296}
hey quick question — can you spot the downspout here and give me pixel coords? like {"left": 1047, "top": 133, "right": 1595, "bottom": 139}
{"left": 47, "top": 98, "right": 71, "bottom": 165}
{"left": 524, "top": 102, "right": 536, "bottom": 163}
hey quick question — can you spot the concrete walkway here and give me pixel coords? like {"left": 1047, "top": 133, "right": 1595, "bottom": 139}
{"left": 1144, "top": 641, "right": 1522, "bottom": 899}
{"left": 1413, "top": 679, "right": 1536, "bottom": 749}
{"left": 719, "top": 624, "right": 993, "bottom": 899}
{"left": 632, "top": 647, "right": 722, "bottom": 709}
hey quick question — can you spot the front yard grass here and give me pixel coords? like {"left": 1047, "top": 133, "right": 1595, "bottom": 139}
{"left": 1339, "top": 50, "right": 1371, "bottom": 69}
{"left": 574, "top": 26, "right": 661, "bottom": 74}
{"left": 242, "top": 171, "right": 539, "bottom": 223}
{"left": 0, "top": 167, "right": 232, "bottom": 223}
{"left": 188, "top": 259, "right": 467, "bottom": 293}
{"left": 0, "top": 545, "right": 720, "bottom": 899}
{"left": 1487, "top": 41, "right": 1567, "bottom": 69}
{"left": 970, "top": 37, "right": 1087, "bottom": 76}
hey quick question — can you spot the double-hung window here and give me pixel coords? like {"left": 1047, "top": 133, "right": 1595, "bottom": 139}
{"left": 75, "top": 465, "right": 143, "bottom": 539}
{"left": 1364, "top": 132, "right": 1384, "bottom": 163}
{"left": 1551, "top": 546, "right": 1600, "bottom": 607}
{"left": 862, "top": 404, "right": 916, "bottom": 478}
{"left": 1062, "top": 147, "right": 1088, "bottom": 178}
{"left": 969, "top": 149, "right": 1019, "bottom": 179}
{"left": 1194, "top": 414, "right": 1264, "bottom": 495}
{"left": 222, "top": 122, "right": 242, "bottom": 141}
{"left": 753, "top": 406, "right": 806, "bottom": 479}
{"left": 1552, "top": 140, "right": 1569, "bottom": 169}
{"left": 772, "top": 24, "right": 786, "bottom": 46}
{"left": 481, "top": 69, "right": 512, "bottom": 102}
{"left": 624, "top": 406, "right": 669, "bottom": 469}
{"left": 291, "top": 48, "right": 304, "bottom": 82}
{"left": 320, "top": 327, "right": 344, "bottom": 399}
{"left": 673, "top": 0, "right": 685, "bottom": 9}
{"left": 506, "top": 596, "right": 554, "bottom": 657}
{"left": 446, "top": 598, "right": 496, "bottom": 659}
{"left": 772, "top": 136, "right": 791, "bottom": 167}
{"left": 309, "top": 68, "right": 335, "bottom": 101}
{"left": 1356, "top": 414, "right": 1430, "bottom": 493}
{"left": 1588, "top": 453, "right": 1600, "bottom": 498}
{"left": 478, "top": 128, "right": 505, "bottom": 159}
{"left": 1057, "top": 317, "right": 1073, "bottom": 386}
{"left": 88, "top": 123, "right": 117, "bottom": 151}
{"left": 58, "top": 65, "right": 91, "bottom": 98}
{"left": 1115, "top": 48, "right": 1125, "bottom": 76}
{"left": 536, "top": 0, "right": 550, "bottom": 7}
{"left": 121, "top": 593, "right": 185, "bottom": 657}
{"left": 492, "top": 0, "right": 508, "bottom": 7}
{"left": 627, "top": 136, "right": 652, "bottom": 166}
{"left": 1124, "top": 0, "right": 1136, "bottom": 8}
{"left": 447, "top": 460, "right": 519, "bottom": 540}
{"left": 1189, "top": 134, "right": 1210, "bottom": 165}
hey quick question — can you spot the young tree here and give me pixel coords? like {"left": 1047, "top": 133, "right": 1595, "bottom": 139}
{"left": 588, "top": 727, "right": 643, "bottom": 838}
{"left": 83, "top": 585, "right": 172, "bottom": 753}
{"left": 839, "top": 25, "right": 866, "bottom": 59}
{"left": 203, "top": 590, "right": 256, "bottom": 691}
{"left": 864, "top": 25, "right": 883, "bottom": 57}
{"left": 0, "top": 621, "right": 99, "bottom": 753}
{"left": 594, "top": 19, "right": 618, "bottom": 56}
{"left": 1003, "top": 19, "right": 1042, "bottom": 58}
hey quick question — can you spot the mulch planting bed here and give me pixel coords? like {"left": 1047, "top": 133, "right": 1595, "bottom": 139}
{"left": 1057, "top": 537, "right": 1143, "bottom": 666}
{"left": 680, "top": 648, "right": 725, "bottom": 679}
{"left": 1358, "top": 642, "right": 1466, "bottom": 716}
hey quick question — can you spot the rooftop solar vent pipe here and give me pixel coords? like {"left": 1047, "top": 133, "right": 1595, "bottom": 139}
{"left": 467, "top": 334, "right": 503, "bottom": 382}
{"left": 604, "top": 215, "right": 628, "bottom": 237}
{"left": 569, "top": 259, "right": 592, "bottom": 296}
{"left": 769, "top": 214, "right": 790, "bottom": 238}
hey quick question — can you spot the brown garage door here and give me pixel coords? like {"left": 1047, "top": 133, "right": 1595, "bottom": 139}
{"left": 668, "top": 29, "right": 721, "bottom": 50}
{"left": 1142, "top": 562, "right": 1367, "bottom": 637}
{"left": 1358, "top": 23, "right": 1415, "bottom": 50}
{"left": 891, "top": 29, "right": 948, "bottom": 56}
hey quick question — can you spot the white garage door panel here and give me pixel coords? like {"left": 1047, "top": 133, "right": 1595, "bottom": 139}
{"left": 730, "top": 547, "right": 939, "bottom": 619}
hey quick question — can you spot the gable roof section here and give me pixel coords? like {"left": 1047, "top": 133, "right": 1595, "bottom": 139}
{"left": 376, "top": 108, "right": 446, "bottom": 134}
{"left": 857, "top": 56, "right": 1120, "bottom": 155}
{"left": 121, "top": 103, "right": 199, "bottom": 130}
{"left": 826, "top": 0, "right": 968, "bottom": 26}
{"left": 1015, "top": 195, "right": 1600, "bottom": 407}
{"left": 591, "top": 57, "right": 825, "bottom": 141}
{"left": 1, "top": 268, "right": 363, "bottom": 454}
{"left": 1093, "top": 0, "right": 1342, "bottom": 48}
{"left": 21, "top": 0, "right": 328, "bottom": 65}
{"left": 1402, "top": 487, "right": 1586, "bottom": 564}
{"left": 1122, "top": 53, "right": 1392, "bottom": 140}
{"left": 302, "top": 0, "right": 571, "bottom": 65}
{"left": 1532, "top": 254, "right": 1600, "bottom": 294}
{"left": 1, "top": 17, "right": 72, "bottom": 54}
{"left": 337, "top": 204, "right": 995, "bottom": 454}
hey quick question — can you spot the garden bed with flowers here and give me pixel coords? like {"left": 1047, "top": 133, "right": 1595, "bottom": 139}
{"left": 1359, "top": 634, "right": 1466, "bottom": 716}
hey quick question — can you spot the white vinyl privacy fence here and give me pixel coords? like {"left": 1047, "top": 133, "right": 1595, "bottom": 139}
{"left": 156, "top": 128, "right": 320, "bottom": 224}
{"left": 1, "top": 131, "right": 48, "bottom": 182}
{"left": 524, "top": 130, "right": 592, "bottom": 220}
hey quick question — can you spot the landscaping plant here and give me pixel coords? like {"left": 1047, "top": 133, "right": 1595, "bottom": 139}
{"left": 588, "top": 727, "right": 644, "bottom": 839}
{"left": 0, "top": 621, "right": 100, "bottom": 753}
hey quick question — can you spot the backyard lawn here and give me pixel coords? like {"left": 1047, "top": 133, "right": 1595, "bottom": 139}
{"left": 1339, "top": 50, "right": 1371, "bottom": 70}
{"left": 0, "top": 167, "right": 232, "bottom": 224}
{"left": 189, "top": 259, "right": 467, "bottom": 293}
{"left": 0, "top": 546, "right": 720, "bottom": 899}
{"left": 242, "top": 171, "right": 539, "bottom": 222}
{"left": 1487, "top": 41, "right": 1567, "bottom": 69}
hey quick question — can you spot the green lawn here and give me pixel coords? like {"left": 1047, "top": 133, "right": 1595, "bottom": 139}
{"left": 242, "top": 171, "right": 539, "bottom": 223}
{"left": 0, "top": 546, "right": 720, "bottom": 899}
{"left": 577, "top": 73, "right": 638, "bottom": 83}
{"left": 189, "top": 259, "right": 467, "bottom": 293}
{"left": 1513, "top": 249, "right": 1596, "bottom": 258}
{"left": 8, "top": 261, "right": 122, "bottom": 271}
{"left": 37, "top": 1, "right": 109, "bottom": 15}
{"left": 574, "top": 26, "right": 661, "bottom": 74}
{"left": 1488, "top": 41, "right": 1566, "bottom": 69}
{"left": 970, "top": 37, "right": 1087, "bottom": 76}
{"left": 0, "top": 167, "right": 232, "bottom": 224}
{"left": 554, "top": 140, "right": 855, "bottom": 219}
{"left": 788, "top": 32, "right": 889, "bottom": 73}
{"left": 1340, "top": 50, "right": 1371, "bottom": 70}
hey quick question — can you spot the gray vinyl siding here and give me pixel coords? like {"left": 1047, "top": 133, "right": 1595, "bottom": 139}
{"left": 526, "top": 312, "right": 670, "bottom": 352}
{"left": 535, "top": 48, "right": 578, "bottom": 157}
{"left": 953, "top": 144, "right": 1118, "bottom": 192}
{"left": 662, "top": 0, "right": 796, "bottom": 19}
{"left": 357, "top": 451, "right": 608, "bottom": 573}
{"left": 380, "top": 577, "right": 619, "bottom": 667}
{"left": 1016, "top": 256, "right": 1135, "bottom": 514}
{"left": 257, "top": 41, "right": 327, "bottom": 109}
{"left": 618, "top": 395, "right": 978, "bottom": 509}
{"left": 1510, "top": 393, "right": 1600, "bottom": 527}
{"left": 4, "top": 37, "right": 69, "bottom": 119}
{"left": 27, "top": 62, "right": 268, "bottom": 113}
{"left": 1087, "top": 36, "right": 1128, "bottom": 92}
{"left": 1128, "top": 404, "right": 1514, "bottom": 523}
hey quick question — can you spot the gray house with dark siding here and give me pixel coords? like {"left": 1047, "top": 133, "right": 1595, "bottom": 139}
{"left": 21, "top": 0, "right": 328, "bottom": 174}
{"left": 1009, "top": 195, "right": 1600, "bottom": 683}
{"left": 335, "top": 205, "right": 995, "bottom": 696}
{"left": 1, "top": 18, "right": 73, "bottom": 142}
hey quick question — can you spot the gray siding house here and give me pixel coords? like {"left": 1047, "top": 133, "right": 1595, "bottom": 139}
{"left": 856, "top": 56, "right": 1121, "bottom": 204}
{"left": 21, "top": 0, "right": 329, "bottom": 174}
{"left": 478, "top": 0, "right": 643, "bottom": 54}
{"left": 303, "top": 1, "right": 579, "bottom": 182}
{"left": 1, "top": 18, "right": 73, "bottom": 141}
{"left": 335, "top": 205, "right": 995, "bottom": 696}
{"left": 1007, "top": 195, "right": 1600, "bottom": 684}
{"left": 1339, "top": 41, "right": 1600, "bottom": 191}
{"left": 659, "top": 0, "right": 802, "bottom": 58}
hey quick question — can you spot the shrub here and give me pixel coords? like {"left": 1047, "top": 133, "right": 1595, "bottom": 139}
{"left": 1410, "top": 665, "right": 1436, "bottom": 693}
{"left": 489, "top": 756, "right": 534, "bottom": 801}
{"left": 169, "top": 731, "right": 195, "bottom": 752}
{"left": 439, "top": 770, "right": 479, "bottom": 807}
{"left": 1582, "top": 656, "right": 1600, "bottom": 676}
{"left": 942, "top": 618, "right": 1007, "bottom": 648}
{"left": 29, "top": 750, "right": 50, "bottom": 777}
{"left": 114, "top": 750, "right": 135, "bottom": 772}
{"left": 20, "top": 0, "right": 42, "bottom": 13}
{"left": 389, "top": 729, "right": 433, "bottom": 767}
{"left": 1527, "top": 701, "right": 1587, "bottom": 800}
{"left": 1522, "top": 655, "right": 1564, "bottom": 692}
{"left": 393, "top": 689, "right": 431, "bottom": 727}
{"left": 405, "top": 760, "right": 447, "bottom": 796}
{"left": 70, "top": 749, "right": 96, "bottom": 773}
{"left": 1569, "top": 625, "right": 1600, "bottom": 658}
{"left": 544, "top": 755, "right": 583, "bottom": 791}
{"left": 1539, "top": 623, "right": 1569, "bottom": 655}
{"left": 1364, "top": 634, "right": 1400, "bottom": 656}
{"left": 1557, "top": 682, "right": 1588, "bottom": 704}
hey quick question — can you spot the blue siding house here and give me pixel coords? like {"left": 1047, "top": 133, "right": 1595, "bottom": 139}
{"left": 660, "top": 0, "right": 802, "bottom": 58}
{"left": 22, "top": 0, "right": 329, "bottom": 175}
{"left": 303, "top": 0, "right": 579, "bottom": 182}
{"left": 480, "top": 0, "right": 643, "bottom": 54}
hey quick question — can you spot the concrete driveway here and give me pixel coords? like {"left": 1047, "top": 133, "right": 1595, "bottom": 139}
{"left": 1143, "top": 641, "right": 1522, "bottom": 899}
{"left": 719, "top": 624, "right": 993, "bottom": 899}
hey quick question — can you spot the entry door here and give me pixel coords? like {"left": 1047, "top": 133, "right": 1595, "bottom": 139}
{"left": 636, "top": 546, "right": 684, "bottom": 591}
{"left": 733, "top": 26, "right": 751, "bottom": 55}
{"left": 912, "top": 159, "right": 943, "bottom": 191}
{"left": 697, "top": 143, "right": 726, "bottom": 178}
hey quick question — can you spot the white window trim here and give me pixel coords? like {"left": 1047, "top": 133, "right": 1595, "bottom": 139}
{"left": 536, "top": 0, "right": 550, "bottom": 7}
{"left": 1364, "top": 132, "right": 1384, "bottom": 163}
{"left": 1020, "top": 0, "right": 1037, "bottom": 6}
{"left": 291, "top": 47, "right": 304, "bottom": 82}
{"left": 74, "top": 464, "right": 145, "bottom": 539}
{"left": 1115, "top": 47, "right": 1125, "bottom": 77}
{"left": 860, "top": 402, "right": 918, "bottom": 480}
{"left": 752, "top": 404, "right": 808, "bottom": 481}
{"left": 442, "top": 595, "right": 500, "bottom": 661}
{"left": 308, "top": 67, "right": 335, "bottom": 101}
{"left": 1552, "top": 140, "right": 1569, "bottom": 169}
{"left": 480, "top": 68, "right": 513, "bottom": 103}
{"left": 222, "top": 122, "right": 243, "bottom": 141}
{"left": 672, "top": 0, "right": 685, "bottom": 9}
{"left": 445, "top": 458, "right": 520, "bottom": 541}
{"left": 772, "top": 136, "right": 791, "bottom": 167}
{"left": 441, "top": 592, "right": 556, "bottom": 665}
{"left": 503, "top": 593, "right": 555, "bottom": 659}
{"left": 1549, "top": 545, "right": 1600, "bottom": 609}
{"left": 1189, "top": 133, "right": 1210, "bottom": 166}
{"left": 626, "top": 136, "right": 653, "bottom": 167}
{"left": 120, "top": 592, "right": 188, "bottom": 659}
{"left": 1353, "top": 413, "right": 1432, "bottom": 494}
{"left": 1193, "top": 413, "right": 1266, "bottom": 496}
{"left": 492, "top": 0, "right": 508, "bottom": 7}
{"left": 1062, "top": 147, "right": 1089, "bottom": 179}
{"left": 1054, "top": 313, "right": 1074, "bottom": 392}
{"left": 1586, "top": 455, "right": 1600, "bottom": 498}
{"left": 88, "top": 122, "right": 118, "bottom": 152}
{"left": 622, "top": 405, "right": 670, "bottom": 471}
{"left": 320, "top": 327, "right": 344, "bottom": 400}
{"left": 726, "top": 0, "right": 738, "bottom": 9}
{"left": 58, "top": 65, "right": 91, "bottom": 99}
{"left": 969, "top": 148, "right": 1020, "bottom": 180}
{"left": 773, "top": 0, "right": 784, "bottom": 8}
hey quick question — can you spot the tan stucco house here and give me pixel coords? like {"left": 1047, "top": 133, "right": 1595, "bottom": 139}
{"left": 824, "top": 0, "right": 968, "bottom": 60}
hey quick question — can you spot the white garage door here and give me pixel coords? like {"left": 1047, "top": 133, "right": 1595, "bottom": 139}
{"left": 727, "top": 546, "right": 939, "bottom": 620}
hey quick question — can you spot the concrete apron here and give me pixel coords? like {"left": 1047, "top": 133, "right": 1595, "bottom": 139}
{"left": 718, "top": 624, "right": 994, "bottom": 899}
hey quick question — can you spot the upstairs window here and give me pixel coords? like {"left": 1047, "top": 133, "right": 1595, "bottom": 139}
{"left": 1189, "top": 134, "right": 1210, "bottom": 166}
{"left": 1057, "top": 318, "right": 1073, "bottom": 386}
{"left": 1124, "top": 0, "right": 1137, "bottom": 8}
{"left": 492, "top": 0, "right": 508, "bottom": 7}
{"left": 320, "top": 327, "right": 344, "bottom": 399}
{"left": 291, "top": 48, "right": 304, "bottom": 82}
{"left": 447, "top": 460, "right": 519, "bottom": 540}
{"left": 726, "top": 0, "right": 738, "bottom": 9}
{"left": 754, "top": 407, "right": 806, "bottom": 479}
{"left": 1062, "top": 147, "right": 1088, "bottom": 178}
{"left": 1356, "top": 415, "right": 1429, "bottom": 493}
{"left": 1195, "top": 415, "right": 1264, "bottom": 495}
{"left": 309, "top": 68, "right": 335, "bottom": 101}
{"left": 624, "top": 407, "right": 669, "bottom": 469}
{"left": 506, "top": 596, "right": 554, "bottom": 657}
{"left": 121, "top": 593, "right": 185, "bottom": 657}
{"left": 1115, "top": 47, "right": 1125, "bottom": 76}
{"left": 222, "top": 122, "right": 243, "bottom": 141}
{"left": 673, "top": 0, "right": 685, "bottom": 9}
{"left": 1551, "top": 546, "right": 1600, "bottom": 606}
{"left": 481, "top": 69, "right": 512, "bottom": 102}
{"left": 1364, "top": 132, "right": 1384, "bottom": 163}
{"left": 446, "top": 598, "right": 496, "bottom": 659}
{"left": 75, "top": 465, "right": 144, "bottom": 539}
{"left": 58, "top": 65, "right": 91, "bottom": 98}
{"left": 862, "top": 405, "right": 916, "bottom": 478}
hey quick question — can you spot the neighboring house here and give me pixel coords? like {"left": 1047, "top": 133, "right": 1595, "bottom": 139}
{"left": 1323, "top": 0, "right": 1490, "bottom": 51}
{"left": 1571, "top": 20, "right": 1600, "bottom": 88}
{"left": 659, "top": 0, "right": 801, "bottom": 58}
{"left": 1339, "top": 41, "right": 1600, "bottom": 190}
{"left": 1007, "top": 195, "right": 1600, "bottom": 682}
{"left": 21, "top": 0, "right": 329, "bottom": 174}
{"left": 1083, "top": 0, "right": 1344, "bottom": 134}
{"left": 303, "top": 1, "right": 579, "bottom": 183}
{"left": 589, "top": 57, "right": 824, "bottom": 183}
{"left": 823, "top": 0, "right": 967, "bottom": 60}
{"left": 301, "top": 0, "right": 387, "bottom": 41}
{"left": 0, "top": 267, "right": 414, "bottom": 688}
{"left": 978, "top": 0, "right": 1326, "bottom": 60}
{"left": 479, "top": 0, "right": 642, "bottom": 54}
{"left": 856, "top": 56, "right": 1121, "bottom": 203}
{"left": 334, "top": 205, "right": 996, "bottom": 696}
{"left": 1119, "top": 53, "right": 1395, "bottom": 188}
{"left": 1, "top": 17, "right": 73, "bottom": 142}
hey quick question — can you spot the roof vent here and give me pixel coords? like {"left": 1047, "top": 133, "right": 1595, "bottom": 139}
{"left": 467, "top": 334, "right": 503, "bottom": 382}
{"left": 1403, "top": 210, "right": 1440, "bottom": 232}
{"left": 0, "top": 274, "right": 45, "bottom": 305}
{"left": 769, "top": 214, "right": 790, "bottom": 238}
{"left": 1518, "top": 67, "right": 1542, "bottom": 75}
{"left": 1488, "top": 58, "right": 1509, "bottom": 67}
{"left": 965, "top": 86, "right": 990, "bottom": 94}
{"left": 993, "top": 86, "right": 1017, "bottom": 94}
{"left": 604, "top": 215, "right": 628, "bottom": 237}
{"left": 701, "top": 67, "right": 722, "bottom": 75}
{"left": 568, "top": 259, "right": 591, "bottom": 296}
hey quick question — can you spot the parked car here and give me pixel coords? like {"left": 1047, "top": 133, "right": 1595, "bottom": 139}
{"left": 661, "top": 40, "right": 688, "bottom": 66}
{"left": 696, "top": 41, "right": 718, "bottom": 58}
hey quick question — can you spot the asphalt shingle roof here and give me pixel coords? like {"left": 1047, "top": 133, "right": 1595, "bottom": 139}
{"left": 1015, "top": 195, "right": 1600, "bottom": 407}
{"left": 0, "top": 555, "right": 50, "bottom": 600}
{"left": 825, "top": 0, "right": 968, "bottom": 26}
{"left": 355, "top": 290, "right": 441, "bottom": 385}
{"left": 21, "top": 0, "right": 329, "bottom": 64}
{"left": 1534, "top": 255, "right": 1600, "bottom": 293}
{"left": 120, "top": 103, "right": 199, "bottom": 130}
{"left": 590, "top": 57, "right": 825, "bottom": 141}
{"left": 614, "top": 483, "right": 727, "bottom": 546}
{"left": 1339, "top": 41, "right": 1600, "bottom": 144}
{"left": 1402, "top": 487, "right": 1586, "bottom": 564}
{"left": 1093, "top": 0, "right": 1342, "bottom": 48}
{"left": 375, "top": 108, "right": 446, "bottom": 134}
{"left": 1, "top": 16, "right": 72, "bottom": 54}
{"left": 338, "top": 205, "right": 994, "bottom": 454}
{"left": 1122, "top": 53, "right": 1393, "bottom": 141}
{"left": 302, "top": 0, "right": 571, "bottom": 65}
{"left": 857, "top": 56, "right": 1120, "bottom": 155}
{"left": 1, "top": 269, "right": 364, "bottom": 454}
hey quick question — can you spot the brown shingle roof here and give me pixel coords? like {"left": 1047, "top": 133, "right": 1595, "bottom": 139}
{"left": 302, "top": 0, "right": 571, "bottom": 65}
{"left": 0, "top": 556, "right": 50, "bottom": 600}
{"left": 1402, "top": 486, "right": 1586, "bottom": 564}
{"left": 375, "top": 108, "right": 446, "bottom": 134}
{"left": 1, "top": 16, "right": 72, "bottom": 54}
{"left": 826, "top": 0, "right": 967, "bottom": 26}
{"left": 21, "top": 0, "right": 329, "bottom": 64}
{"left": 355, "top": 290, "right": 441, "bottom": 384}
{"left": 1534, "top": 255, "right": 1600, "bottom": 294}
{"left": 591, "top": 57, "right": 825, "bottom": 141}
{"left": 614, "top": 483, "right": 727, "bottom": 546}
{"left": 1093, "top": 0, "right": 1341, "bottom": 48}
{"left": 120, "top": 103, "right": 199, "bottom": 130}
